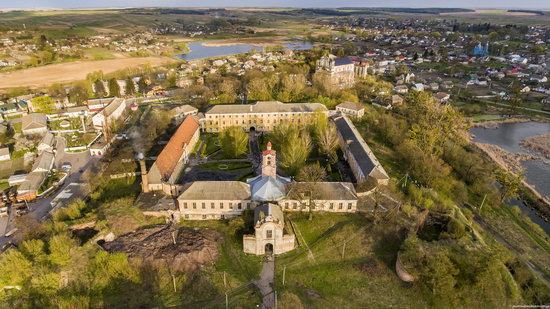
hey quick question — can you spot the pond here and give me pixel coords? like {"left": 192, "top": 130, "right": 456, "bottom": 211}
{"left": 470, "top": 121, "right": 550, "bottom": 234}
{"left": 177, "top": 40, "right": 314, "bottom": 61}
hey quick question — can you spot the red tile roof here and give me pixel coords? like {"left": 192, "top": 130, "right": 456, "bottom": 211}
{"left": 155, "top": 116, "right": 199, "bottom": 180}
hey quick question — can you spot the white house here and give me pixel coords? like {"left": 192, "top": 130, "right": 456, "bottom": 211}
{"left": 92, "top": 98, "right": 127, "bottom": 130}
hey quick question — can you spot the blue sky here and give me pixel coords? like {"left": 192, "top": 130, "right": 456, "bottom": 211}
{"left": 0, "top": 0, "right": 549, "bottom": 9}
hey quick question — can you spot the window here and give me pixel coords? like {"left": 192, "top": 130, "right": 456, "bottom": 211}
{"left": 266, "top": 230, "right": 273, "bottom": 239}
{"left": 202, "top": 202, "right": 206, "bottom": 209}
{"left": 193, "top": 202, "right": 196, "bottom": 209}
{"left": 238, "top": 203, "right": 242, "bottom": 210}
{"left": 348, "top": 203, "right": 352, "bottom": 210}
{"left": 184, "top": 214, "right": 189, "bottom": 219}
{"left": 221, "top": 215, "right": 225, "bottom": 219}
{"left": 220, "top": 203, "right": 224, "bottom": 209}
{"left": 211, "top": 202, "right": 215, "bottom": 209}
{"left": 329, "top": 203, "right": 334, "bottom": 209}
{"left": 229, "top": 203, "right": 233, "bottom": 209}
{"left": 339, "top": 203, "right": 343, "bottom": 209}
{"left": 293, "top": 202, "right": 297, "bottom": 209}
{"left": 202, "top": 215, "right": 206, "bottom": 219}
{"left": 183, "top": 202, "right": 188, "bottom": 209}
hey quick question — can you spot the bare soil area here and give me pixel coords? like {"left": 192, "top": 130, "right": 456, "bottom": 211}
{"left": 102, "top": 224, "right": 222, "bottom": 272}
{"left": 0, "top": 57, "right": 174, "bottom": 89}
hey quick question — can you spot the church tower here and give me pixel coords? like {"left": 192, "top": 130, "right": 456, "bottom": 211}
{"left": 261, "top": 142, "right": 277, "bottom": 177}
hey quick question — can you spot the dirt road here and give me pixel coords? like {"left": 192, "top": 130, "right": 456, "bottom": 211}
{"left": 0, "top": 57, "right": 175, "bottom": 89}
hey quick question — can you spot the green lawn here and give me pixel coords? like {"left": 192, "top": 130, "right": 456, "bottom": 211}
{"left": 63, "top": 132, "right": 98, "bottom": 148}
{"left": 275, "top": 212, "right": 429, "bottom": 308}
{"left": 197, "top": 161, "right": 251, "bottom": 172}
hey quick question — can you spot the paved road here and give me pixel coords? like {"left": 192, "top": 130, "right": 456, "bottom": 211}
{"left": 0, "top": 146, "right": 95, "bottom": 251}
{"left": 255, "top": 257, "right": 275, "bottom": 309}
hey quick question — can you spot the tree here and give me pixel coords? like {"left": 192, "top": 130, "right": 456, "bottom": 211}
{"left": 108, "top": 78, "right": 120, "bottom": 97}
{"left": 297, "top": 162, "right": 327, "bottom": 182}
{"left": 220, "top": 126, "right": 249, "bottom": 158}
{"left": 31, "top": 96, "right": 55, "bottom": 114}
{"left": 137, "top": 77, "right": 148, "bottom": 95}
{"left": 317, "top": 124, "right": 339, "bottom": 163}
{"left": 94, "top": 80, "right": 107, "bottom": 98}
{"left": 125, "top": 77, "right": 136, "bottom": 96}
{"left": 279, "top": 128, "right": 312, "bottom": 175}
{"left": 495, "top": 169, "right": 523, "bottom": 203}
{"left": 48, "top": 83, "right": 66, "bottom": 101}
{"left": 68, "top": 84, "right": 89, "bottom": 104}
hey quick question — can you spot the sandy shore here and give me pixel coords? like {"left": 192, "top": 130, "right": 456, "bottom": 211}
{"left": 475, "top": 142, "right": 550, "bottom": 206}
{"left": 521, "top": 133, "right": 550, "bottom": 160}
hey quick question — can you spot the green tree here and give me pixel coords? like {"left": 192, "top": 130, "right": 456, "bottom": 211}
{"left": 279, "top": 128, "right": 312, "bottom": 175}
{"left": 68, "top": 84, "right": 89, "bottom": 104}
{"left": 31, "top": 96, "right": 55, "bottom": 114}
{"left": 317, "top": 124, "right": 339, "bottom": 163}
{"left": 108, "top": 78, "right": 120, "bottom": 97}
{"left": 495, "top": 169, "right": 523, "bottom": 203}
{"left": 125, "top": 77, "right": 136, "bottom": 96}
{"left": 220, "top": 126, "right": 249, "bottom": 158}
{"left": 94, "top": 80, "right": 107, "bottom": 98}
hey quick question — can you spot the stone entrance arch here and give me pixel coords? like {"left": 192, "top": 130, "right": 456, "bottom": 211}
{"left": 265, "top": 243, "right": 273, "bottom": 255}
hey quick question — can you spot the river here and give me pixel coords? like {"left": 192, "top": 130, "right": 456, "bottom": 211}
{"left": 471, "top": 121, "right": 550, "bottom": 233}
{"left": 177, "top": 41, "right": 314, "bottom": 61}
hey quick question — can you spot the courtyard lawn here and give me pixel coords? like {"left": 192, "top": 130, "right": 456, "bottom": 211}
{"left": 201, "top": 134, "right": 222, "bottom": 157}
{"left": 63, "top": 132, "right": 98, "bottom": 148}
{"left": 197, "top": 161, "right": 251, "bottom": 172}
{"left": 275, "top": 212, "right": 429, "bottom": 308}
{"left": 49, "top": 117, "right": 83, "bottom": 131}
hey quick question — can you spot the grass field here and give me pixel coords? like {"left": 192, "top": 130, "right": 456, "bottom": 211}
{"left": 275, "top": 212, "right": 428, "bottom": 308}
{"left": 0, "top": 56, "right": 175, "bottom": 89}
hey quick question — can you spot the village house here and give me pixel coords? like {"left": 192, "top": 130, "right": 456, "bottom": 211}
{"left": 0, "top": 147, "right": 10, "bottom": 161}
{"left": 21, "top": 113, "right": 48, "bottom": 136}
{"left": 37, "top": 132, "right": 56, "bottom": 154}
{"left": 434, "top": 92, "right": 451, "bottom": 103}
{"left": 32, "top": 151, "right": 55, "bottom": 173}
{"left": 17, "top": 171, "right": 48, "bottom": 202}
{"left": 204, "top": 101, "right": 328, "bottom": 133}
{"left": 92, "top": 98, "right": 127, "bottom": 131}
{"left": 89, "top": 134, "right": 110, "bottom": 157}
{"left": 336, "top": 102, "right": 365, "bottom": 118}
{"left": 171, "top": 105, "right": 198, "bottom": 123}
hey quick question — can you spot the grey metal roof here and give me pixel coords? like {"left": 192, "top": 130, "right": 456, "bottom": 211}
{"left": 206, "top": 101, "right": 327, "bottom": 115}
{"left": 337, "top": 102, "right": 364, "bottom": 111}
{"left": 247, "top": 175, "right": 291, "bottom": 202}
{"left": 335, "top": 57, "right": 353, "bottom": 66}
{"left": 333, "top": 116, "right": 389, "bottom": 180}
{"left": 178, "top": 181, "right": 251, "bottom": 200}
{"left": 32, "top": 151, "right": 54, "bottom": 172}
{"left": 21, "top": 113, "right": 47, "bottom": 130}
{"left": 286, "top": 182, "right": 358, "bottom": 201}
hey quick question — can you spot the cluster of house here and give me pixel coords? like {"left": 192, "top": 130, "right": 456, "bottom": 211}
{"left": 138, "top": 100, "right": 388, "bottom": 254}
{"left": 0, "top": 95, "right": 134, "bottom": 201}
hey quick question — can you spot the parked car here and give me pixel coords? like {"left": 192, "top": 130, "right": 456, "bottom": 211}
{"left": 61, "top": 163, "right": 72, "bottom": 172}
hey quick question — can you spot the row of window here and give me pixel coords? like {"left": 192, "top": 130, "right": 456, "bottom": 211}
{"left": 184, "top": 214, "right": 226, "bottom": 220}
{"left": 182, "top": 201, "right": 251, "bottom": 210}
{"left": 209, "top": 118, "right": 305, "bottom": 126}
{"left": 283, "top": 201, "right": 354, "bottom": 210}
{"left": 207, "top": 113, "right": 317, "bottom": 119}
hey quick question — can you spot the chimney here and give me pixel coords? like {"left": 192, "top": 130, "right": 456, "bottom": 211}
{"left": 140, "top": 159, "right": 149, "bottom": 193}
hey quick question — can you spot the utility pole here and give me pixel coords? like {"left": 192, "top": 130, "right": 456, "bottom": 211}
{"left": 479, "top": 194, "right": 487, "bottom": 212}
{"left": 282, "top": 266, "right": 286, "bottom": 286}
{"left": 223, "top": 271, "right": 227, "bottom": 289}
{"left": 341, "top": 241, "right": 346, "bottom": 259}
{"left": 225, "top": 292, "right": 228, "bottom": 309}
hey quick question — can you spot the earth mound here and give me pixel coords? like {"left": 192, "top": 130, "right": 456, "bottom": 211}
{"left": 102, "top": 225, "right": 222, "bottom": 271}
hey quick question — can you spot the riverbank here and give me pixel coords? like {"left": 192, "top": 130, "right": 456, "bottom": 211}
{"left": 521, "top": 133, "right": 550, "bottom": 160}
{"left": 473, "top": 116, "right": 531, "bottom": 129}
{"left": 475, "top": 142, "right": 550, "bottom": 219}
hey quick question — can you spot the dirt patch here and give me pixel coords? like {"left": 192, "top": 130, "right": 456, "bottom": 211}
{"left": 0, "top": 57, "right": 175, "bottom": 89}
{"left": 354, "top": 257, "right": 383, "bottom": 276}
{"left": 521, "top": 133, "right": 550, "bottom": 160}
{"left": 102, "top": 225, "right": 222, "bottom": 272}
